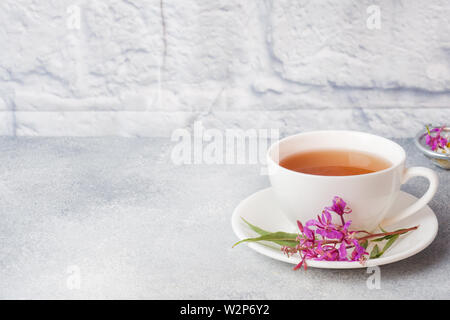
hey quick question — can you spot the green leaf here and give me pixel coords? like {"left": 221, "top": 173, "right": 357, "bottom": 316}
{"left": 241, "top": 217, "right": 270, "bottom": 236}
{"left": 238, "top": 217, "right": 299, "bottom": 247}
{"left": 378, "top": 234, "right": 400, "bottom": 258}
{"left": 232, "top": 232, "right": 299, "bottom": 248}
{"left": 372, "top": 234, "right": 397, "bottom": 242}
{"left": 369, "top": 232, "right": 402, "bottom": 259}
{"left": 379, "top": 225, "right": 388, "bottom": 233}
{"left": 360, "top": 239, "right": 369, "bottom": 249}
{"left": 241, "top": 217, "right": 298, "bottom": 237}
{"left": 370, "top": 245, "right": 380, "bottom": 259}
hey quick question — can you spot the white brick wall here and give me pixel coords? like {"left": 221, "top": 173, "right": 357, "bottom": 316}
{"left": 0, "top": 0, "right": 449, "bottom": 137}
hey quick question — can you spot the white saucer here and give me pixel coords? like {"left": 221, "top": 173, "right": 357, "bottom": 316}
{"left": 231, "top": 188, "right": 438, "bottom": 269}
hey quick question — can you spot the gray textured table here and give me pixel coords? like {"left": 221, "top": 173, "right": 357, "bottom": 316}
{"left": 0, "top": 138, "right": 448, "bottom": 299}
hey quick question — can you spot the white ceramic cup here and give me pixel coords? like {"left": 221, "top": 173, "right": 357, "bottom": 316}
{"left": 267, "top": 130, "right": 439, "bottom": 231}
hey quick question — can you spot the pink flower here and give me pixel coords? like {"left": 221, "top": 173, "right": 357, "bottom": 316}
{"left": 326, "top": 196, "right": 352, "bottom": 216}
{"left": 308, "top": 210, "right": 344, "bottom": 240}
{"left": 350, "top": 240, "right": 368, "bottom": 262}
{"left": 425, "top": 126, "right": 448, "bottom": 151}
{"left": 236, "top": 198, "right": 418, "bottom": 270}
{"left": 338, "top": 243, "right": 348, "bottom": 260}
{"left": 287, "top": 196, "right": 368, "bottom": 269}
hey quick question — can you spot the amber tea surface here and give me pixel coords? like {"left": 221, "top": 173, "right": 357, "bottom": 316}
{"left": 279, "top": 149, "right": 392, "bottom": 176}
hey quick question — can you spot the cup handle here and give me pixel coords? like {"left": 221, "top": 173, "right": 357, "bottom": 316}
{"left": 381, "top": 167, "right": 439, "bottom": 227}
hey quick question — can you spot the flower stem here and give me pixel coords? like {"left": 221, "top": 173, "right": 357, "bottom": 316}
{"left": 283, "top": 226, "right": 419, "bottom": 251}
{"left": 357, "top": 226, "right": 419, "bottom": 241}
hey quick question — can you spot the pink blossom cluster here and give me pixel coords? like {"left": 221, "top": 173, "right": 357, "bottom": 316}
{"left": 282, "top": 196, "right": 368, "bottom": 270}
{"left": 425, "top": 126, "right": 448, "bottom": 151}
